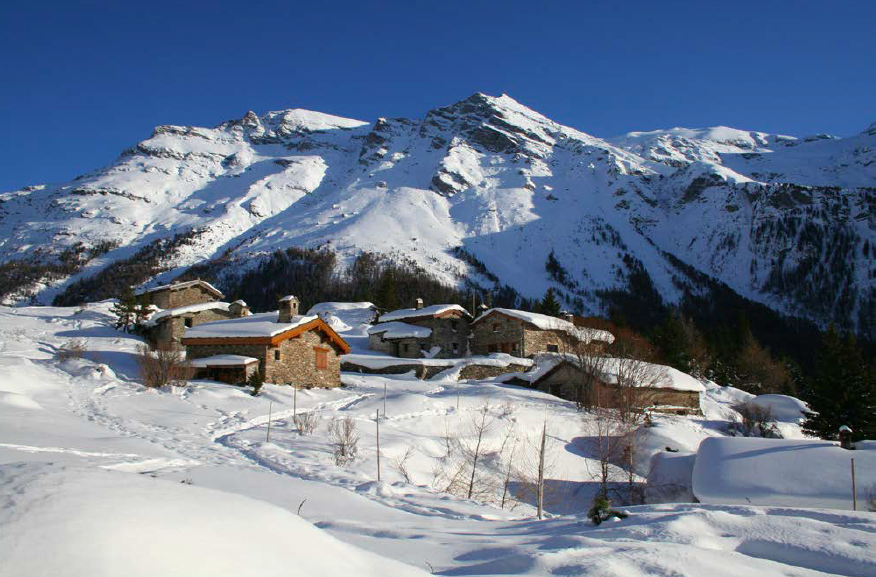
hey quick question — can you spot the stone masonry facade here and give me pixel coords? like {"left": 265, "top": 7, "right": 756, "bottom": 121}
{"left": 144, "top": 284, "right": 220, "bottom": 310}
{"left": 149, "top": 308, "right": 237, "bottom": 350}
{"left": 370, "top": 313, "right": 470, "bottom": 359}
{"left": 471, "top": 314, "right": 606, "bottom": 358}
{"left": 185, "top": 330, "right": 343, "bottom": 388}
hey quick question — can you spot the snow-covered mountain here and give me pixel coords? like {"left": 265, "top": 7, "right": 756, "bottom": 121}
{"left": 1, "top": 94, "right": 873, "bottom": 334}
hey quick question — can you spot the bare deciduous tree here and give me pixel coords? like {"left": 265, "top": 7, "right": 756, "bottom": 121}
{"left": 327, "top": 416, "right": 360, "bottom": 466}
{"left": 136, "top": 345, "right": 191, "bottom": 388}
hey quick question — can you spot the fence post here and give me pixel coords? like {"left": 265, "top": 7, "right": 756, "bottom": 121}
{"left": 376, "top": 409, "right": 381, "bottom": 482}
{"left": 266, "top": 401, "right": 273, "bottom": 443}
{"left": 852, "top": 458, "right": 857, "bottom": 511}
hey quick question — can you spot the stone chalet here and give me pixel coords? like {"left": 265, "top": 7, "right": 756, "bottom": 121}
{"left": 470, "top": 308, "right": 614, "bottom": 357}
{"left": 145, "top": 300, "right": 251, "bottom": 350}
{"left": 135, "top": 280, "right": 224, "bottom": 310}
{"left": 180, "top": 295, "right": 350, "bottom": 387}
{"left": 367, "top": 299, "right": 472, "bottom": 359}
{"left": 505, "top": 355, "right": 704, "bottom": 413}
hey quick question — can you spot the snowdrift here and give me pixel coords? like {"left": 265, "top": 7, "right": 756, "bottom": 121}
{"left": 0, "top": 462, "right": 428, "bottom": 577}
{"left": 692, "top": 437, "right": 876, "bottom": 510}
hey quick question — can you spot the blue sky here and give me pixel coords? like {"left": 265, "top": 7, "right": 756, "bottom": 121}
{"left": 1, "top": 0, "right": 874, "bottom": 190}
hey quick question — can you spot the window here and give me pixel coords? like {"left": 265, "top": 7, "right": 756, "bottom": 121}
{"left": 492, "top": 323, "right": 500, "bottom": 333}
{"left": 451, "top": 320, "right": 458, "bottom": 333}
{"left": 184, "top": 318, "right": 193, "bottom": 328}
{"left": 546, "top": 344, "right": 559, "bottom": 353}
{"left": 403, "top": 344, "right": 409, "bottom": 353}
{"left": 452, "top": 342, "right": 459, "bottom": 354}
{"left": 501, "top": 343, "right": 510, "bottom": 354}
{"left": 315, "top": 348, "right": 328, "bottom": 370}
{"left": 274, "top": 349, "right": 281, "bottom": 361}
{"left": 488, "top": 344, "right": 498, "bottom": 353}
{"left": 511, "top": 343, "right": 518, "bottom": 352}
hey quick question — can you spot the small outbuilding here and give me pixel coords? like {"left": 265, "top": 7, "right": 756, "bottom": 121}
{"left": 181, "top": 295, "right": 351, "bottom": 387}
{"left": 505, "top": 355, "right": 703, "bottom": 413}
{"left": 368, "top": 299, "right": 471, "bottom": 359}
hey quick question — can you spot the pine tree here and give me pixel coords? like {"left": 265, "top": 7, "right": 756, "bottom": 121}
{"left": 110, "top": 286, "right": 139, "bottom": 333}
{"left": 539, "top": 288, "right": 561, "bottom": 317}
{"left": 802, "top": 327, "right": 876, "bottom": 441}
{"left": 133, "top": 294, "right": 152, "bottom": 329}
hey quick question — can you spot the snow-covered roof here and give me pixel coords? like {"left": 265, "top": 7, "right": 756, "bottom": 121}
{"left": 231, "top": 300, "right": 248, "bottom": 307}
{"left": 145, "top": 302, "right": 231, "bottom": 327}
{"left": 183, "top": 312, "right": 318, "bottom": 339}
{"left": 367, "top": 322, "right": 432, "bottom": 339}
{"left": 279, "top": 295, "right": 298, "bottom": 302}
{"left": 693, "top": 437, "right": 876, "bottom": 510}
{"left": 509, "top": 354, "right": 703, "bottom": 392}
{"left": 189, "top": 354, "right": 259, "bottom": 368}
{"left": 473, "top": 308, "right": 614, "bottom": 344}
{"left": 377, "top": 304, "right": 470, "bottom": 323}
{"left": 135, "top": 280, "right": 223, "bottom": 298}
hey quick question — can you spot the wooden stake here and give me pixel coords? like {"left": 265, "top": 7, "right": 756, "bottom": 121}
{"left": 852, "top": 458, "right": 857, "bottom": 511}
{"left": 293, "top": 386, "right": 297, "bottom": 419}
{"left": 376, "top": 409, "right": 381, "bottom": 482}
{"left": 266, "top": 401, "right": 273, "bottom": 443}
{"left": 383, "top": 382, "right": 387, "bottom": 418}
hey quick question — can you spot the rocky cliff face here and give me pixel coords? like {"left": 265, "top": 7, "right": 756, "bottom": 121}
{"left": 1, "top": 94, "right": 873, "bottom": 335}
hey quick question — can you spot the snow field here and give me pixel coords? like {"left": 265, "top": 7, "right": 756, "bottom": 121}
{"left": 0, "top": 302, "right": 874, "bottom": 577}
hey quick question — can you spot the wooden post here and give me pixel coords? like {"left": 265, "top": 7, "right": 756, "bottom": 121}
{"left": 537, "top": 420, "right": 546, "bottom": 520}
{"left": 456, "top": 381, "right": 460, "bottom": 410}
{"left": 376, "top": 409, "right": 381, "bottom": 482}
{"left": 266, "top": 401, "right": 273, "bottom": 443}
{"left": 383, "top": 382, "right": 387, "bottom": 418}
{"left": 852, "top": 458, "right": 857, "bottom": 511}
{"left": 293, "top": 385, "right": 297, "bottom": 419}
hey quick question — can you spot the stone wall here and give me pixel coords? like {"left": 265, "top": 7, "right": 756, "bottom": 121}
{"left": 265, "top": 330, "right": 342, "bottom": 388}
{"left": 148, "top": 285, "right": 218, "bottom": 309}
{"left": 457, "top": 362, "right": 529, "bottom": 380}
{"left": 341, "top": 359, "right": 529, "bottom": 381}
{"left": 369, "top": 314, "right": 471, "bottom": 359}
{"left": 149, "top": 308, "right": 235, "bottom": 350}
{"left": 470, "top": 316, "right": 524, "bottom": 356}
{"left": 193, "top": 364, "right": 257, "bottom": 385}
{"left": 186, "top": 343, "right": 267, "bottom": 365}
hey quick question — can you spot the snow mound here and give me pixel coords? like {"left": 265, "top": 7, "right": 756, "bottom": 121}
{"left": 307, "top": 302, "right": 376, "bottom": 328}
{"left": 692, "top": 437, "right": 876, "bottom": 510}
{"left": 743, "top": 394, "right": 809, "bottom": 423}
{"left": 0, "top": 462, "right": 428, "bottom": 577}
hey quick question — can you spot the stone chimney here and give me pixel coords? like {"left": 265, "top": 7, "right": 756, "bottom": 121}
{"left": 839, "top": 425, "right": 854, "bottom": 450}
{"left": 229, "top": 300, "right": 250, "bottom": 318}
{"left": 561, "top": 310, "right": 574, "bottom": 323}
{"left": 415, "top": 297, "right": 424, "bottom": 310}
{"left": 278, "top": 295, "right": 299, "bottom": 323}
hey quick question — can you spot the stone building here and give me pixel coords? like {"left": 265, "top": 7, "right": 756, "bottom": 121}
{"left": 181, "top": 296, "right": 350, "bottom": 387}
{"left": 135, "top": 280, "right": 224, "bottom": 309}
{"left": 367, "top": 299, "right": 472, "bottom": 359}
{"left": 144, "top": 300, "right": 250, "bottom": 350}
{"left": 470, "top": 308, "right": 614, "bottom": 357}
{"left": 506, "top": 356, "right": 703, "bottom": 413}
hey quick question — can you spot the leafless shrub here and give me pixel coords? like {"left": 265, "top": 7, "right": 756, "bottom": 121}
{"left": 433, "top": 403, "right": 504, "bottom": 503}
{"left": 55, "top": 338, "right": 87, "bottom": 361}
{"left": 136, "top": 344, "right": 192, "bottom": 388}
{"left": 294, "top": 411, "right": 320, "bottom": 435}
{"left": 497, "top": 400, "right": 515, "bottom": 419}
{"left": 733, "top": 403, "right": 781, "bottom": 438}
{"left": 392, "top": 446, "right": 416, "bottom": 483}
{"left": 327, "top": 416, "right": 359, "bottom": 466}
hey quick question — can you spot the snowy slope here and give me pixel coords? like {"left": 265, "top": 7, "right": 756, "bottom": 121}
{"left": 2, "top": 94, "right": 873, "bottom": 334}
{"left": 1, "top": 303, "right": 875, "bottom": 576}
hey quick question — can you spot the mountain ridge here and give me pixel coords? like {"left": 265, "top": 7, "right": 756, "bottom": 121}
{"left": 1, "top": 93, "right": 873, "bottom": 337}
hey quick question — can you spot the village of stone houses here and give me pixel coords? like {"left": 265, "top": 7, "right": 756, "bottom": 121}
{"left": 1, "top": 273, "right": 873, "bottom": 576}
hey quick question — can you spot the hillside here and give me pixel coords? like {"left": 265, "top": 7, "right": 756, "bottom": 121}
{"left": 1, "top": 94, "right": 873, "bottom": 336}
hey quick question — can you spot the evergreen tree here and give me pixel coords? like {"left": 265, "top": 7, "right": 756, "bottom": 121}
{"left": 110, "top": 286, "right": 138, "bottom": 332}
{"left": 539, "top": 288, "right": 562, "bottom": 317}
{"left": 375, "top": 271, "right": 399, "bottom": 312}
{"left": 802, "top": 327, "right": 876, "bottom": 441}
{"left": 133, "top": 294, "right": 152, "bottom": 329}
